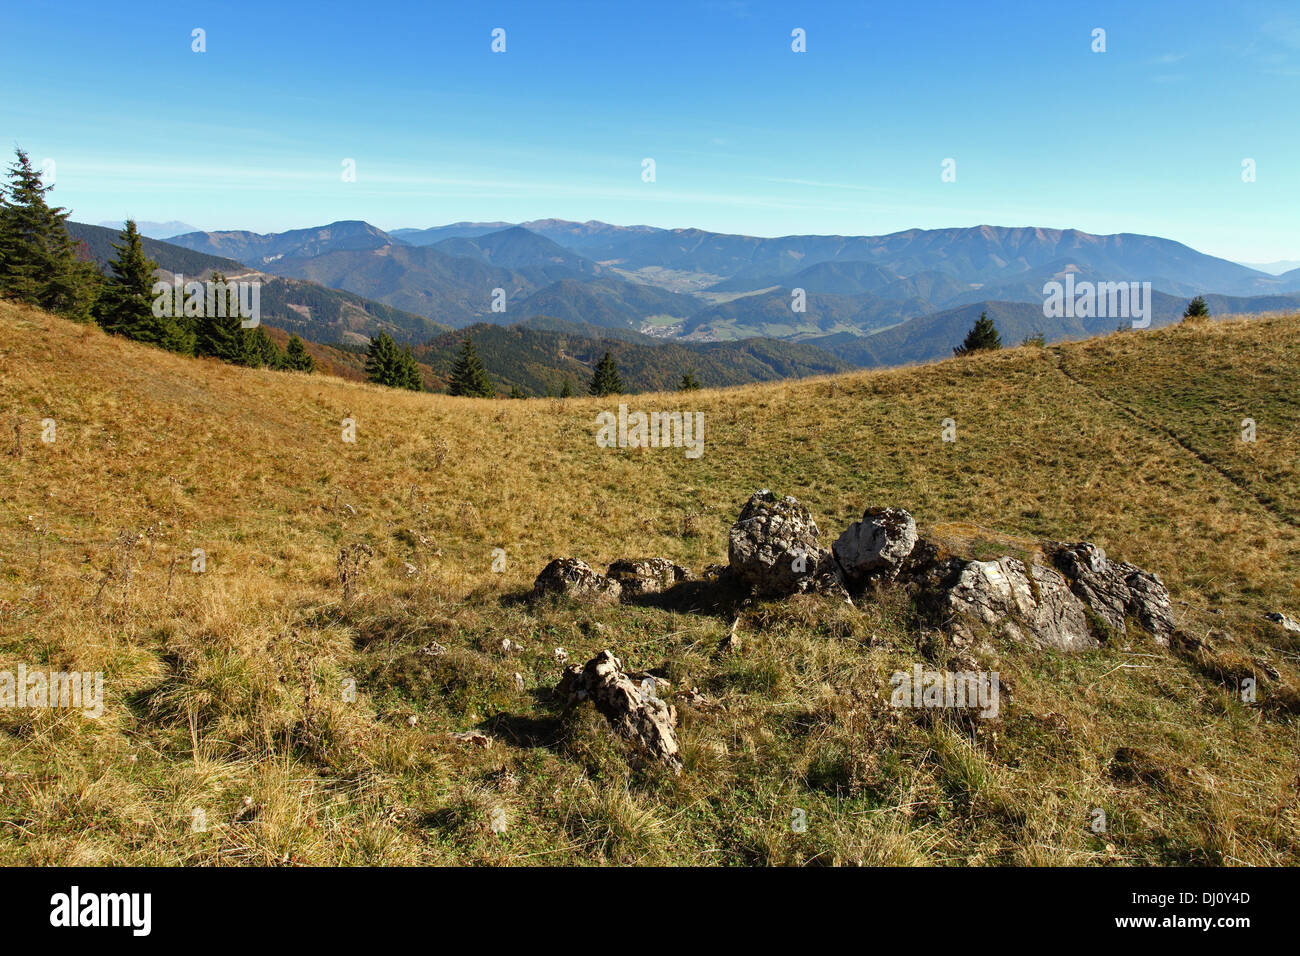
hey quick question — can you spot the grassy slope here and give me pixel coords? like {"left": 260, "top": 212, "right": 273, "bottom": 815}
{"left": 1, "top": 301, "right": 1297, "bottom": 866}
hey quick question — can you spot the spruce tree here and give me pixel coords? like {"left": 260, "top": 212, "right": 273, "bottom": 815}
{"left": 953, "top": 311, "right": 1002, "bottom": 356}
{"left": 193, "top": 272, "right": 244, "bottom": 361}
{"left": 94, "top": 220, "right": 170, "bottom": 344}
{"left": 284, "top": 334, "right": 315, "bottom": 372}
{"left": 396, "top": 344, "right": 424, "bottom": 391}
{"left": 1183, "top": 296, "right": 1209, "bottom": 320}
{"left": 559, "top": 379, "right": 574, "bottom": 398}
{"left": 362, "top": 331, "right": 423, "bottom": 390}
{"left": 365, "top": 331, "right": 401, "bottom": 386}
{"left": 588, "top": 351, "right": 623, "bottom": 396}
{"left": 679, "top": 371, "right": 701, "bottom": 391}
{"left": 245, "top": 326, "right": 285, "bottom": 369}
{"left": 447, "top": 336, "right": 495, "bottom": 397}
{"left": 0, "top": 147, "right": 97, "bottom": 319}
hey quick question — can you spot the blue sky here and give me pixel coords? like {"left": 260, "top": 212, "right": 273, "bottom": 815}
{"left": 2, "top": 0, "right": 1297, "bottom": 261}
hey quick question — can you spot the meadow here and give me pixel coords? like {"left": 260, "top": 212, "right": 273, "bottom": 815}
{"left": 1, "top": 301, "right": 1297, "bottom": 865}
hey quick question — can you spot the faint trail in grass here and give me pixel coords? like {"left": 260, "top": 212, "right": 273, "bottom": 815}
{"left": 1050, "top": 351, "right": 1300, "bottom": 530}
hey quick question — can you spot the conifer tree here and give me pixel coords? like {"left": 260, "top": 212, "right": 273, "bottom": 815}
{"left": 94, "top": 220, "right": 174, "bottom": 345}
{"left": 679, "top": 371, "right": 701, "bottom": 391}
{"left": 588, "top": 351, "right": 623, "bottom": 396}
{"left": 0, "top": 147, "right": 97, "bottom": 319}
{"left": 1183, "top": 296, "right": 1209, "bottom": 320}
{"left": 396, "top": 344, "right": 423, "bottom": 391}
{"left": 447, "top": 336, "right": 495, "bottom": 397}
{"left": 559, "top": 379, "right": 574, "bottom": 398}
{"left": 365, "top": 330, "right": 400, "bottom": 385}
{"left": 193, "top": 272, "right": 244, "bottom": 361}
{"left": 363, "top": 331, "right": 423, "bottom": 390}
{"left": 245, "top": 326, "right": 285, "bottom": 369}
{"left": 284, "top": 334, "right": 315, "bottom": 372}
{"left": 953, "top": 311, "right": 1002, "bottom": 356}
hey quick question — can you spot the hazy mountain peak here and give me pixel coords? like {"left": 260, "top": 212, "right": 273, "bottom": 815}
{"left": 97, "top": 219, "right": 197, "bottom": 239}
{"left": 167, "top": 220, "right": 394, "bottom": 267}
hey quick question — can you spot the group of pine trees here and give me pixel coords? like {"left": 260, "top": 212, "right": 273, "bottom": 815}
{"left": 586, "top": 352, "right": 698, "bottom": 394}
{"left": 0, "top": 146, "right": 314, "bottom": 373}
{"left": 364, "top": 331, "right": 422, "bottom": 390}
{"left": 0, "top": 148, "right": 98, "bottom": 320}
{"left": 2, "top": 141, "right": 718, "bottom": 400}
{"left": 438, "top": 339, "right": 700, "bottom": 399}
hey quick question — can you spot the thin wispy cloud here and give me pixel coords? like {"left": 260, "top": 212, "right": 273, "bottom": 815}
{"left": 752, "top": 176, "right": 895, "bottom": 193}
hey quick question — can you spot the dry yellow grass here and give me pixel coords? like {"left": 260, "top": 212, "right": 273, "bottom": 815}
{"left": 1, "top": 300, "right": 1297, "bottom": 865}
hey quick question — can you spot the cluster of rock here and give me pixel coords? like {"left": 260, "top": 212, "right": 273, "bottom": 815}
{"left": 534, "top": 490, "right": 1179, "bottom": 767}
{"left": 724, "top": 490, "right": 1177, "bottom": 653}
{"left": 534, "top": 490, "right": 1177, "bottom": 656}
{"left": 533, "top": 557, "right": 692, "bottom": 604}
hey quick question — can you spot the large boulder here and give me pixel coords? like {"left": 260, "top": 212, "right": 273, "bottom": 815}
{"left": 556, "top": 650, "right": 682, "bottom": 773}
{"left": 728, "top": 490, "right": 829, "bottom": 596}
{"left": 833, "top": 506, "right": 919, "bottom": 584}
{"left": 944, "top": 556, "right": 1096, "bottom": 653}
{"left": 606, "top": 558, "right": 692, "bottom": 599}
{"left": 1049, "top": 542, "right": 1175, "bottom": 644}
{"left": 532, "top": 558, "right": 622, "bottom": 604}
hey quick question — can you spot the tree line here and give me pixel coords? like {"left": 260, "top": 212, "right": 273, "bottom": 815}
{"left": 0, "top": 146, "right": 313, "bottom": 372}
{"left": 437, "top": 337, "right": 702, "bottom": 398}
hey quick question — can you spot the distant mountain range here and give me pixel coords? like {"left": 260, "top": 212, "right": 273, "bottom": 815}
{"left": 71, "top": 222, "right": 848, "bottom": 390}
{"left": 97, "top": 220, "right": 197, "bottom": 240}
{"left": 1237, "top": 259, "right": 1300, "bottom": 275}
{"left": 70, "top": 222, "right": 449, "bottom": 346}
{"left": 166, "top": 220, "right": 700, "bottom": 330}
{"left": 150, "top": 217, "right": 1300, "bottom": 377}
